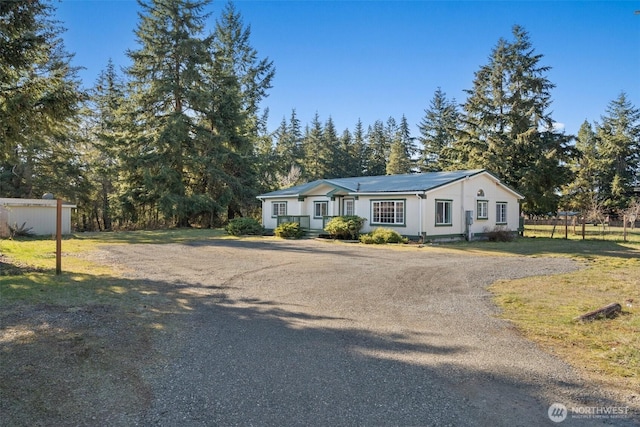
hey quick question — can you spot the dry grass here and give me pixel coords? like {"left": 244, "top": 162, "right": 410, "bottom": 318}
{"left": 480, "top": 238, "right": 640, "bottom": 395}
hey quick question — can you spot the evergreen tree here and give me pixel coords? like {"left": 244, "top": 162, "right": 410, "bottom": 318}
{"left": 336, "top": 128, "right": 362, "bottom": 177}
{"left": 126, "top": 0, "right": 213, "bottom": 226}
{"left": 202, "top": 1, "right": 275, "bottom": 219}
{"left": 0, "top": 0, "right": 83, "bottom": 198}
{"left": 561, "top": 120, "right": 599, "bottom": 212}
{"left": 83, "top": 60, "right": 127, "bottom": 230}
{"left": 254, "top": 108, "right": 278, "bottom": 193}
{"left": 418, "top": 87, "right": 459, "bottom": 171}
{"left": 366, "top": 120, "right": 388, "bottom": 176}
{"left": 386, "top": 115, "right": 414, "bottom": 174}
{"left": 352, "top": 119, "right": 368, "bottom": 176}
{"left": 595, "top": 92, "right": 640, "bottom": 211}
{"left": 453, "top": 25, "right": 573, "bottom": 215}
{"left": 301, "top": 113, "right": 327, "bottom": 180}
{"left": 274, "top": 109, "right": 303, "bottom": 178}
{"left": 323, "top": 116, "right": 341, "bottom": 178}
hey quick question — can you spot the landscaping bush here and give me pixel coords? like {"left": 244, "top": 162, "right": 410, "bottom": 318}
{"left": 359, "top": 227, "right": 408, "bottom": 244}
{"left": 8, "top": 222, "right": 34, "bottom": 238}
{"left": 225, "top": 217, "right": 264, "bottom": 236}
{"left": 274, "top": 222, "right": 303, "bottom": 239}
{"left": 324, "top": 216, "right": 366, "bottom": 240}
{"left": 484, "top": 226, "right": 515, "bottom": 242}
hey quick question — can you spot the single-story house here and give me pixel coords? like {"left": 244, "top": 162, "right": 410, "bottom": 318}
{"left": 0, "top": 198, "right": 76, "bottom": 237}
{"left": 257, "top": 169, "right": 524, "bottom": 241}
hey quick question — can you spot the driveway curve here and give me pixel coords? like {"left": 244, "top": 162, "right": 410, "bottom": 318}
{"left": 96, "top": 238, "right": 637, "bottom": 426}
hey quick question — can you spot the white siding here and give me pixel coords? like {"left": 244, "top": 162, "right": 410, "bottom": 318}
{"left": 0, "top": 199, "right": 75, "bottom": 236}
{"left": 358, "top": 195, "right": 423, "bottom": 236}
{"left": 259, "top": 172, "right": 522, "bottom": 240}
{"left": 261, "top": 198, "right": 300, "bottom": 230}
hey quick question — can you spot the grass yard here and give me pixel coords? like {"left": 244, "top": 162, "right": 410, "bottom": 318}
{"left": 0, "top": 229, "right": 228, "bottom": 306}
{"left": 440, "top": 234, "right": 640, "bottom": 395}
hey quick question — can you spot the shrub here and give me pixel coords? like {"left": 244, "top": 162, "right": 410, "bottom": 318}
{"left": 359, "top": 227, "right": 408, "bottom": 244}
{"left": 225, "top": 217, "right": 264, "bottom": 236}
{"left": 324, "top": 216, "right": 366, "bottom": 240}
{"left": 484, "top": 226, "right": 515, "bottom": 242}
{"left": 9, "top": 222, "right": 34, "bottom": 238}
{"left": 275, "top": 222, "right": 303, "bottom": 239}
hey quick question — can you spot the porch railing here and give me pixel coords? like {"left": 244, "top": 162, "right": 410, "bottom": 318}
{"left": 277, "top": 215, "right": 311, "bottom": 230}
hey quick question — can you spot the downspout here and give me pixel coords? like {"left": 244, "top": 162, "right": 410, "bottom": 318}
{"left": 416, "top": 192, "right": 425, "bottom": 242}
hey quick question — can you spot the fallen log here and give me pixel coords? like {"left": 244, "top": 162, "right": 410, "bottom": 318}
{"left": 575, "top": 303, "right": 622, "bottom": 323}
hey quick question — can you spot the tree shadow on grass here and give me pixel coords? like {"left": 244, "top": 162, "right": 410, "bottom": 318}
{"left": 1, "top": 267, "right": 637, "bottom": 426}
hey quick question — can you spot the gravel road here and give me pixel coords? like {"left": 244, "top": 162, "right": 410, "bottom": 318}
{"left": 92, "top": 238, "right": 637, "bottom": 426}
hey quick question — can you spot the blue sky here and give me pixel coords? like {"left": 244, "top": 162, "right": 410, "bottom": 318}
{"left": 55, "top": 0, "right": 640, "bottom": 137}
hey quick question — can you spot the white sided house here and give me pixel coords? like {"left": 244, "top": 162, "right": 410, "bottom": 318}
{"left": 0, "top": 198, "right": 76, "bottom": 237}
{"left": 257, "top": 169, "right": 524, "bottom": 241}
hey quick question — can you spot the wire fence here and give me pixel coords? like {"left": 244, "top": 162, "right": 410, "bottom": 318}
{"left": 523, "top": 222, "right": 640, "bottom": 243}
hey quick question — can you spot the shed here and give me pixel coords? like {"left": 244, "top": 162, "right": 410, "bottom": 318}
{"left": 0, "top": 198, "right": 76, "bottom": 237}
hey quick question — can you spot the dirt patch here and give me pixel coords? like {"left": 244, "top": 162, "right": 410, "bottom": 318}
{"left": 0, "top": 303, "right": 154, "bottom": 426}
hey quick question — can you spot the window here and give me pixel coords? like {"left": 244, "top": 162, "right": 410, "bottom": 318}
{"left": 496, "top": 202, "right": 507, "bottom": 224}
{"left": 477, "top": 200, "right": 488, "bottom": 220}
{"left": 314, "top": 201, "right": 328, "bottom": 218}
{"left": 436, "top": 200, "right": 452, "bottom": 226}
{"left": 343, "top": 199, "right": 354, "bottom": 216}
{"left": 477, "top": 189, "right": 485, "bottom": 197}
{"left": 271, "top": 201, "right": 287, "bottom": 217}
{"left": 372, "top": 200, "right": 405, "bottom": 225}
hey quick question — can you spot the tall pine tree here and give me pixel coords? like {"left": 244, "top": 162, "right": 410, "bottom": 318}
{"left": 126, "top": 0, "right": 212, "bottom": 226}
{"left": 0, "top": 0, "right": 83, "bottom": 198}
{"left": 454, "top": 26, "right": 573, "bottom": 215}
{"left": 595, "top": 92, "right": 640, "bottom": 211}
{"left": 418, "top": 88, "right": 459, "bottom": 171}
{"left": 561, "top": 120, "right": 599, "bottom": 212}
{"left": 386, "top": 115, "right": 414, "bottom": 174}
{"left": 204, "top": 2, "right": 275, "bottom": 219}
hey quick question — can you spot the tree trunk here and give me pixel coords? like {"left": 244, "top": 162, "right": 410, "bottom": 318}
{"left": 575, "top": 303, "right": 622, "bottom": 322}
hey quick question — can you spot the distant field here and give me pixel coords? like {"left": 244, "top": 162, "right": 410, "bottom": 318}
{"left": 523, "top": 223, "right": 640, "bottom": 243}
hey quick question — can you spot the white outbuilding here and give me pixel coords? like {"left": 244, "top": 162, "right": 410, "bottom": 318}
{"left": 0, "top": 198, "right": 76, "bottom": 237}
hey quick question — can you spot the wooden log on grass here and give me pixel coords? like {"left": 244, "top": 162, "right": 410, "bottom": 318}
{"left": 575, "top": 303, "right": 622, "bottom": 323}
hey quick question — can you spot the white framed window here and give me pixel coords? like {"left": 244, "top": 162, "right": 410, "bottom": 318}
{"left": 371, "top": 200, "right": 405, "bottom": 225}
{"left": 496, "top": 202, "right": 507, "bottom": 224}
{"left": 314, "top": 201, "right": 328, "bottom": 218}
{"left": 477, "top": 200, "right": 488, "bottom": 220}
{"left": 436, "top": 200, "right": 452, "bottom": 226}
{"left": 343, "top": 199, "right": 354, "bottom": 216}
{"left": 271, "top": 201, "right": 287, "bottom": 217}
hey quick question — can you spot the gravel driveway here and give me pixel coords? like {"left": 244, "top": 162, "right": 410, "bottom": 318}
{"left": 91, "top": 238, "right": 636, "bottom": 426}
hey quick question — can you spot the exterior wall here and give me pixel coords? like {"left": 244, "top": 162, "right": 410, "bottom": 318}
{"left": 424, "top": 174, "right": 521, "bottom": 240}
{"left": 0, "top": 207, "right": 9, "bottom": 238}
{"left": 357, "top": 194, "right": 423, "bottom": 236}
{"left": 259, "top": 173, "right": 522, "bottom": 240}
{"left": 261, "top": 198, "right": 302, "bottom": 230}
{"left": 0, "top": 199, "right": 75, "bottom": 236}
